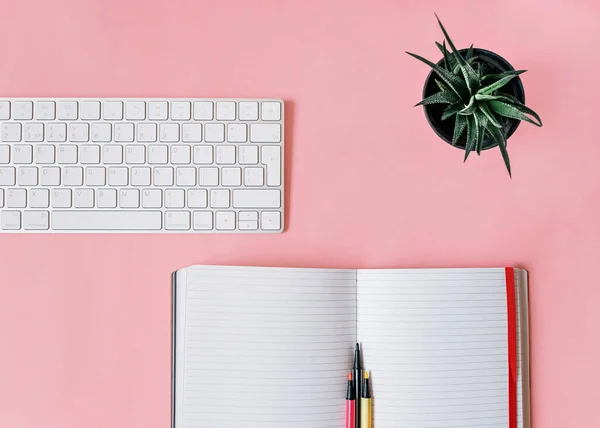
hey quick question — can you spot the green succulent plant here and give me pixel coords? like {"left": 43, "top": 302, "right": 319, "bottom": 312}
{"left": 407, "top": 15, "right": 542, "bottom": 176}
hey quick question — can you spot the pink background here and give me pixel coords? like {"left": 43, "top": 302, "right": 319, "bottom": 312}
{"left": 0, "top": 0, "right": 599, "bottom": 426}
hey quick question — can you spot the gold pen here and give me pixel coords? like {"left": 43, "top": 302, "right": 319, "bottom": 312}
{"left": 360, "top": 371, "right": 372, "bottom": 428}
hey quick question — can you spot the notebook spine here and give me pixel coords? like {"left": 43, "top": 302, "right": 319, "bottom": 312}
{"left": 171, "top": 271, "right": 177, "bottom": 428}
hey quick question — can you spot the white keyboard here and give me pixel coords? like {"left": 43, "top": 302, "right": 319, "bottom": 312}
{"left": 0, "top": 98, "right": 284, "bottom": 233}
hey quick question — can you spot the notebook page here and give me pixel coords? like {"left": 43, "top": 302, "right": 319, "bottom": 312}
{"left": 174, "top": 266, "right": 357, "bottom": 428}
{"left": 357, "top": 268, "right": 516, "bottom": 428}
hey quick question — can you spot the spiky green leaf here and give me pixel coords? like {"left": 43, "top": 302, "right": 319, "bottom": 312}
{"left": 464, "top": 115, "right": 477, "bottom": 161}
{"left": 488, "top": 100, "right": 543, "bottom": 127}
{"left": 477, "top": 74, "right": 519, "bottom": 95}
{"left": 452, "top": 114, "right": 467, "bottom": 146}
{"left": 488, "top": 125, "right": 512, "bottom": 177}
{"left": 474, "top": 94, "right": 501, "bottom": 102}
{"left": 458, "top": 96, "right": 478, "bottom": 115}
{"left": 435, "top": 79, "right": 449, "bottom": 91}
{"left": 416, "top": 91, "right": 460, "bottom": 106}
{"left": 481, "top": 70, "right": 526, "bottom": 82}
{"left": 406, "top": 51, "right": 469, "bottom": 99}
{"left": 435, "top": 41, "right": 453, "bottom": 72}
{"left": 474, "top": 110, "right": 488, "bottom": 155}
{"left": 435, "top": 14, "right": 481, "bottom": 93}
{"left": 493, "top": 95, "right": 543, "bottom": 127}
{"left": 442, "top": 103, "right": 463, "bottom": 120}
{"left": 466, "top": 44, "right": 474, "bottom": 60}
{"left": 479, "top": 103, "right": 503, "bottom": 128}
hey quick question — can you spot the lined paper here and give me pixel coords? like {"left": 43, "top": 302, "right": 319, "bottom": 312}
{"left": 357, "top": 268, "right": 528, "bottom": 428}
{"left": 175, "top": 266, "right": 357, "bottom": 428}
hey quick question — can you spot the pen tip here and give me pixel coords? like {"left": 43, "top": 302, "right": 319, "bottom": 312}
{"left": 355, "top": 343, "right": 360, "bottom": 351}
{"left": 364, "top": 370, "right": 369, "bottom": 379}
{"left": 348, "top": 372, "right": 353, "bottom": 380}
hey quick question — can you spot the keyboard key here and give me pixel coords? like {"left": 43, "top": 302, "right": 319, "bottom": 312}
{"left": 239, "top": 211, "right": 259, "bottom": 221}
{"left": 70, "top": 123, "right": 89, "bottom": 142}
{"left": 6, "top": 189, "right": 26, "bottom": 208}
{"left": 216, "top": 102, "right": 235, "bottom": 120}
{"left": 131, "top": 167, "right": 151, "bottom": 186}
{"left": 233, "top": 189, "right": 280, "bottom": 208}
{"left": 0, "top": 101, "right": 10, "bottom": 120}
{"left": 171, "top": 102, "right": 191, "bottom": 120}
{"left": 23, "top": 211, "right": 49, "bottom": 230}
{"left": 47, "top": 123, "right": 67, "bottom": 142}
{"left": 176, "top": 167, "right": 196, "bottom": 186}
{"left": 261, "top": 211, "right": 281, "bottom": 230}
{"left": 239, "top": 219, "right": 258, "bottom": 230}
{"left": 108, "top": 167, "right": 128, "bottom": 186}
{"left": 51, "top": 211, "right": 162, "bottom": 230}
{"left": 222, "top": 167, "right": 241, "bottom": 187}
{"left": 30, "top": 188, "right": 50, "bottom": 208}
{"left": 119, "top": 189, "right": 139, "bottom": 208}
{"left": 244, "top": 167, "right": 264, "bottom": 186}
{"left": 125, "top": 145, "right": 145, "bottom": 164}
{"left": 171, "top": 145, "right": 191, "bottom": 164}
{"left": 250, "top": 123, "right": 281, "bottom": 143}
{"left": 216, "top": 211, "right": 235, "bottom": 230}
{"left": 137, "top": 123, "right": 157, "bottom": 142}
{"left": 261, "top": 146, "right": 281, "bottom": 186}
{"left": 40, "top": 167, "right": 60, "bottom": 186}
{"left": 193, "top": 211, "right": 213, "bottom": 230}
{"left": 0, "top": 145, "right": 9, "bottom": 163}
{"left": 198, "top": 167, "right": 218, "bottom": 186}
{"left": 13, "top": 101, "right": 33, "bottom": 120}
{"left": 114, "top": 123, "right": 134, "bottom": 142}
{"left": 52, "top": 188, "right": 72, "bottom": 208}
{"left": 126, "top": 101, "right": 145, "bottom": 120}
{"left": 103, "top": 145, "right": 123, "bottom": 164}
{"left": 205, "top": 123, "right": 225, "bottom": 142}
{"left": 193, "top": 146, "right": 213, "bottom": 164}
{"left": 24, "top": 123, "right": 44, "bottom": 142}
{"left": 97, "top": 188, "right": 117, "bottom": 208}
{"left": 92, "top": 123, "right": 111, "bottom": 142}
{"left": 148, "top": 101, "right": 168, "bottom": 120}
{"left": 35, "top": 101, "right": 55, "bottom": 120}
{"left": 80, "top": 145, "right": 100, "bottom": 164}
{"left": 193, "top": 101, "right": 213, "bottom": 120}
{"left": 261, "top": 101, "right": 281, "bottom": 121}
{"left": 142, "top": 189, "right": 162, "bottom": 208}
{"left": 1, "top": 211, "right": 21, "bottom": 230}
{"left": 216, "top": 146, "right": 235, "bottom": 164}
{"left": 148, "top": 145, "right": 168, "bottom": 164}
{"left": 57, "top": 101, "right": 78, "bottom": 120}
{"left": 165, "top": 211, "right": 190, "bottom": 230}
{"left": 80, "top": 101, "right": 100, "bottom": 120}
{"left": 35, "top": 145, "right": 55, "bottom": 164}
{"left": 210, "top": 189, "right": 230, "bottom": 208}
{"left": 182, "top": 123, "right": 202, "bottom": 142}
{"left": 74, "top": 189, "right": 94, "bottom": 208}
{"left": 0, "top": 167, "right": 16, "bottom": 185}
{"left": 103, "top": 101, "right": 123, "bottom": 120}
{"left": 18, "top": 166, "right": 38, "bottom": 186}
{"left": 154, "top": 167, "right": 174, "bottom": 186}
{"left": 165, "top": 189, "right": 185, "bottom": 208}
{"left": 63, "top": 167, "right": 83, "bottom": 186}
{"left": 227, "top": 123, "right": 247, "bottom": 142}
{"left": 86, "top": 167, "right": 106, "bottom": 186}
{"left": 160, "top": 123, "right": 179, "bottom": 142}
{"left": 13, "top": 145, "right": 33, "bottom": 164}
{"left": 187, "top": 189, "right": 207, "bottom": 208}
{"left": 2, "top": 123, "right": 21, "bottom": 142}
{"left": 57, "top": 145, "right": 78, "bottom": 164}
{"left": 239, "top": 102, "right": 258, "bottom": 121}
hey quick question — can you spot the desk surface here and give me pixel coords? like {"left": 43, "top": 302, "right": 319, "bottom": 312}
{"left": 0, "top": 1, "right": 598, "bottom": 427}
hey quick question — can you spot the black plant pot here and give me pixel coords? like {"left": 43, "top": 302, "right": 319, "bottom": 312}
{"left": 422, "top": 48, "right": 525, "bottom": 150}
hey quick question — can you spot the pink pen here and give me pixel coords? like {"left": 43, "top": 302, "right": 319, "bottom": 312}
{"left": 345, "top": 372, "right": 356, "bottom": 428}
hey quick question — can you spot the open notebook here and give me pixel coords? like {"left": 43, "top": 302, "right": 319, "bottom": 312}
{"left": 172, "top": 266, "right": 530, "bottom": 428}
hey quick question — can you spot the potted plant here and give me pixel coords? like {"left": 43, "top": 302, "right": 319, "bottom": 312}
{"left": 407, "top": 15, "right": 542, "bottom": 176}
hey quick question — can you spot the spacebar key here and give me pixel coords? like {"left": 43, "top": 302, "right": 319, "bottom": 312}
{"left": 233, "top": 190, "right": 281, "bottom": 208}
{"left": 52, "top": 211, "right": 162, "bottom": 230}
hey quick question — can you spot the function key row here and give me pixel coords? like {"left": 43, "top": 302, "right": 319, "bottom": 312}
{"left": 0, "top": 100, "right": 282, "bottom": 122}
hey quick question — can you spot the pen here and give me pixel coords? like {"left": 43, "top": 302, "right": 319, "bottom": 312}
{"left": 353, "top": 343, "right": 362, "bottom": 428}
{"left": 360, "top": 371, "right": 372, "bottom": 428}
{"left": 345, "top": 372, "right": 355, "bottom": 428}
